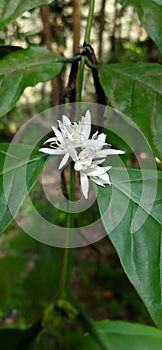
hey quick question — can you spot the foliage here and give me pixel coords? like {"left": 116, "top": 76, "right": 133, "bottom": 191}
{"left": 99, "top": 63, "right": 162, "bottom": 160}
{"left": 123, "top": 0, "right": 162, "bottom": 54}
{"left": 82, "top": 319, "right": 162, "bottom": 350}
{"left": 0, "top": 143, "right": 46, "bottom": 233}
{"left": 0, "top": 0, "right": 54, "bottom": 30}
{"left": 96, "top": 168, "right": 162, "bottom": 327}
{"left": 0, "top": 46, "right": 63, "bottom": 117}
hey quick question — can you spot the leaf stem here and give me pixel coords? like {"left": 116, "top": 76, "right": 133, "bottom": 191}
{"left": 59, "top": 163, "right": 75, "bottom": 299}
{"left": 77, "top": 0, "right": 95, "bottom": 102}
{"left": 84, "top": 0, "right": 95, "bottom": 45}
{"left": 69, "top": 295, "right": 109, "bottom": 350}
{"left": 53, "top": 54, "right": 81, "bottom": 63}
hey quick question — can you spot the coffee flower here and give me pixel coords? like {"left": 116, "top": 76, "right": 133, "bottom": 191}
{"left": 39, "top": 110, "right": 125, "bottom": 198}
{"left": 75, "top": 157, "right": 112, "bottom": 199}
{"left": 39, "top": 110, "right": 91, "bottom": 169}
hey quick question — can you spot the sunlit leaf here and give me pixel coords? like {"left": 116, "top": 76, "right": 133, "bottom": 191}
{"left": 0, "top": 0, "right": 54, "bottom": 29}
{"left": 0, "top": 46, "right": 64, "bottom": 117}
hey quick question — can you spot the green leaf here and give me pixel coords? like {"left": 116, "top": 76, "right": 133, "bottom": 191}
{"left": 0, "top": 46, "right": 64, "bottom": 117}
{"left": 0, "top": 322, "right": 40, "bottom": 350}
{"left": 82, "top": 319, "right": 162, "bottom": 350}
{"left": 0, "top": 229, "right": 64, "bottom": 324}
{"left": 0, "top": 230, "right": 51, "bottom": 310}
{"left": 96, "top": 168, "right": 162, "bottom": 328}
{"left": 125, "top": 0, "right": 162, "bottom": 53}
{"left": 0, "top": 0, "right": 53, "bottom": 30}
{"left": 20, "top": 246, "right": 64, "bottom": 323}
{"left": 0, "top": 143, "right": 46, "bottom": 234}
{"left": 99, "top": 63, "right": 162, "bottom": 160}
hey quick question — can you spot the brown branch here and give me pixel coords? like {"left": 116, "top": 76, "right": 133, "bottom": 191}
{"left": 72, "top": 0, "right": 82, "bottom": 55}
{"left": 98, "top": 0, "right": 106, "bottom": 58}
{"left": 80, "top": 43, "right": 107, "bottom": 106}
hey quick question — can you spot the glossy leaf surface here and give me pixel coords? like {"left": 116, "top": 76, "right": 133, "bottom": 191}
{"left": 0, "top": 0, "right": 53, "bottom": 29}
{"left": 83, "top": 319, "right": 162, "bottom": 350}
{"left": 99, "top": 63, "right": 162, "bottom": 159}
{"left": 0, "top": 46, "right": 63, "bottom": 117}
{"left": 96, "top": 168, "right": 162, "bottom": 327}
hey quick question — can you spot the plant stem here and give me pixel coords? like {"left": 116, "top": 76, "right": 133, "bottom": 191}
{"left": 77, "top": 57, "right": 86, "bottom": 103}
{"left": 53, "top": 54, "right": 81, "bottom": 63}
{"left": 69, "top": 295, "right": 109, "bottom": 350}
{"left": 59, "top": 163, "right": 75, "bottom": 299}
{"left": 59, "top": 0, "right": 95, "bottom": 299}
{"left": 84, "top": 0, "right": 95, "bottom": 45}
{"left": 77, "top": 0, "right": 95, "bottom": 102}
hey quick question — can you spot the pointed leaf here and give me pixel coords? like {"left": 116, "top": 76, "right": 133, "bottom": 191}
{"left": 0, "top": 46, "right": 64, "bottom": 117}
{"left": 0, "top": 0, "right": 54, "bottom": 29}
{"left": 99, "top": 63, "right": 162, "bottom": 160}
{"left": 125, "top": 0, "right": 162, "bottom": 53}
{"left": 96, "top": 168, "right": 162, "bottom": 327}
{"left": 82, "top": 319, "right": 162, "bottom": 350}
{"left": 0, "top": 143, "right": 46, "bottom": 234}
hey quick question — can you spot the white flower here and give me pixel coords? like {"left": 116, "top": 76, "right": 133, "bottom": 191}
{"left": 75, "top": 157, "right": 112, "bottom": 199}
{"left": 39, "top": 109, "right": 125, "bottom": 199}
{"left": 78, "top": 132, "right": 124, "bottom": 160}
{"left": 74, "top": 132, "right": 124, "bottom": 198}
{"left": 39, "top": 110, "right": 91, "bottom": 169}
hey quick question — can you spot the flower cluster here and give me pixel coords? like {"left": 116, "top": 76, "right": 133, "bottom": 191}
{"left": 39, "top": 110, "right": 124, "bottom": 199}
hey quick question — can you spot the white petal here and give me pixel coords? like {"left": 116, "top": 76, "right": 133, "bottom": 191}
{"left": 91, "top": 178, "right": 105, "bottom": 187}
{"left": 44, "top": 137, "right": 57, "bottom": 144}
{"left": 91, "top": 172, "right": 111, "bottom": 186}
{"left": 103, "top": 166, "right": 112, "bottom": 172}
{"left": 52, "top": 127, "right": 64, "bottom": 144}
{"left": 98, "top": 171, "right": 111, "bottom": 184}
{"left": 78, "top": 148, "right": 92, "bottom": 159}
{"left": 83, "top": 139, "right": 102, "bottom": 148}
{"left": 86, "top": 165, "right": 109, "bottom": 177}
{"left": 52, "top": 125, "right": 57, "bottom": 132}
{"left": 96, "top": 133, "right": 107, "bottom": 143}
{"left": 74, "top": 161, "right": 83, "bottom": 171}
{"left": 68, "top": 147, "right": 78, "bottom": 161}
{"left": 92, "top": 131, "right": 98, "bottom": 139}
{"left": 57, "top": 120, "right": 64, "bottom": 133}
{"left": 81, "top": 110, "right": 91, "bottom": 139}
{"left": 80, "top": 172, "right": 89, "bottom": 199}
{"left": 39, "top": 148, "right": 64, "bottom": 155}
{"left": 62, "top": 115, "right": 71, "bottom": 125}
{"left": 95, "top": 149, "right": 124, "bottom": 158}
{"left": 92, "top": 159, "right": 106, "bottom": 166}
{"left": 59, "top": 153, "right": 69, "bottom": 169}
{"left": 93, "top": 149, "right": 110, "bottom": 158}
{"left": 104, "top": 149, "right": 125, "bottom": 155}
